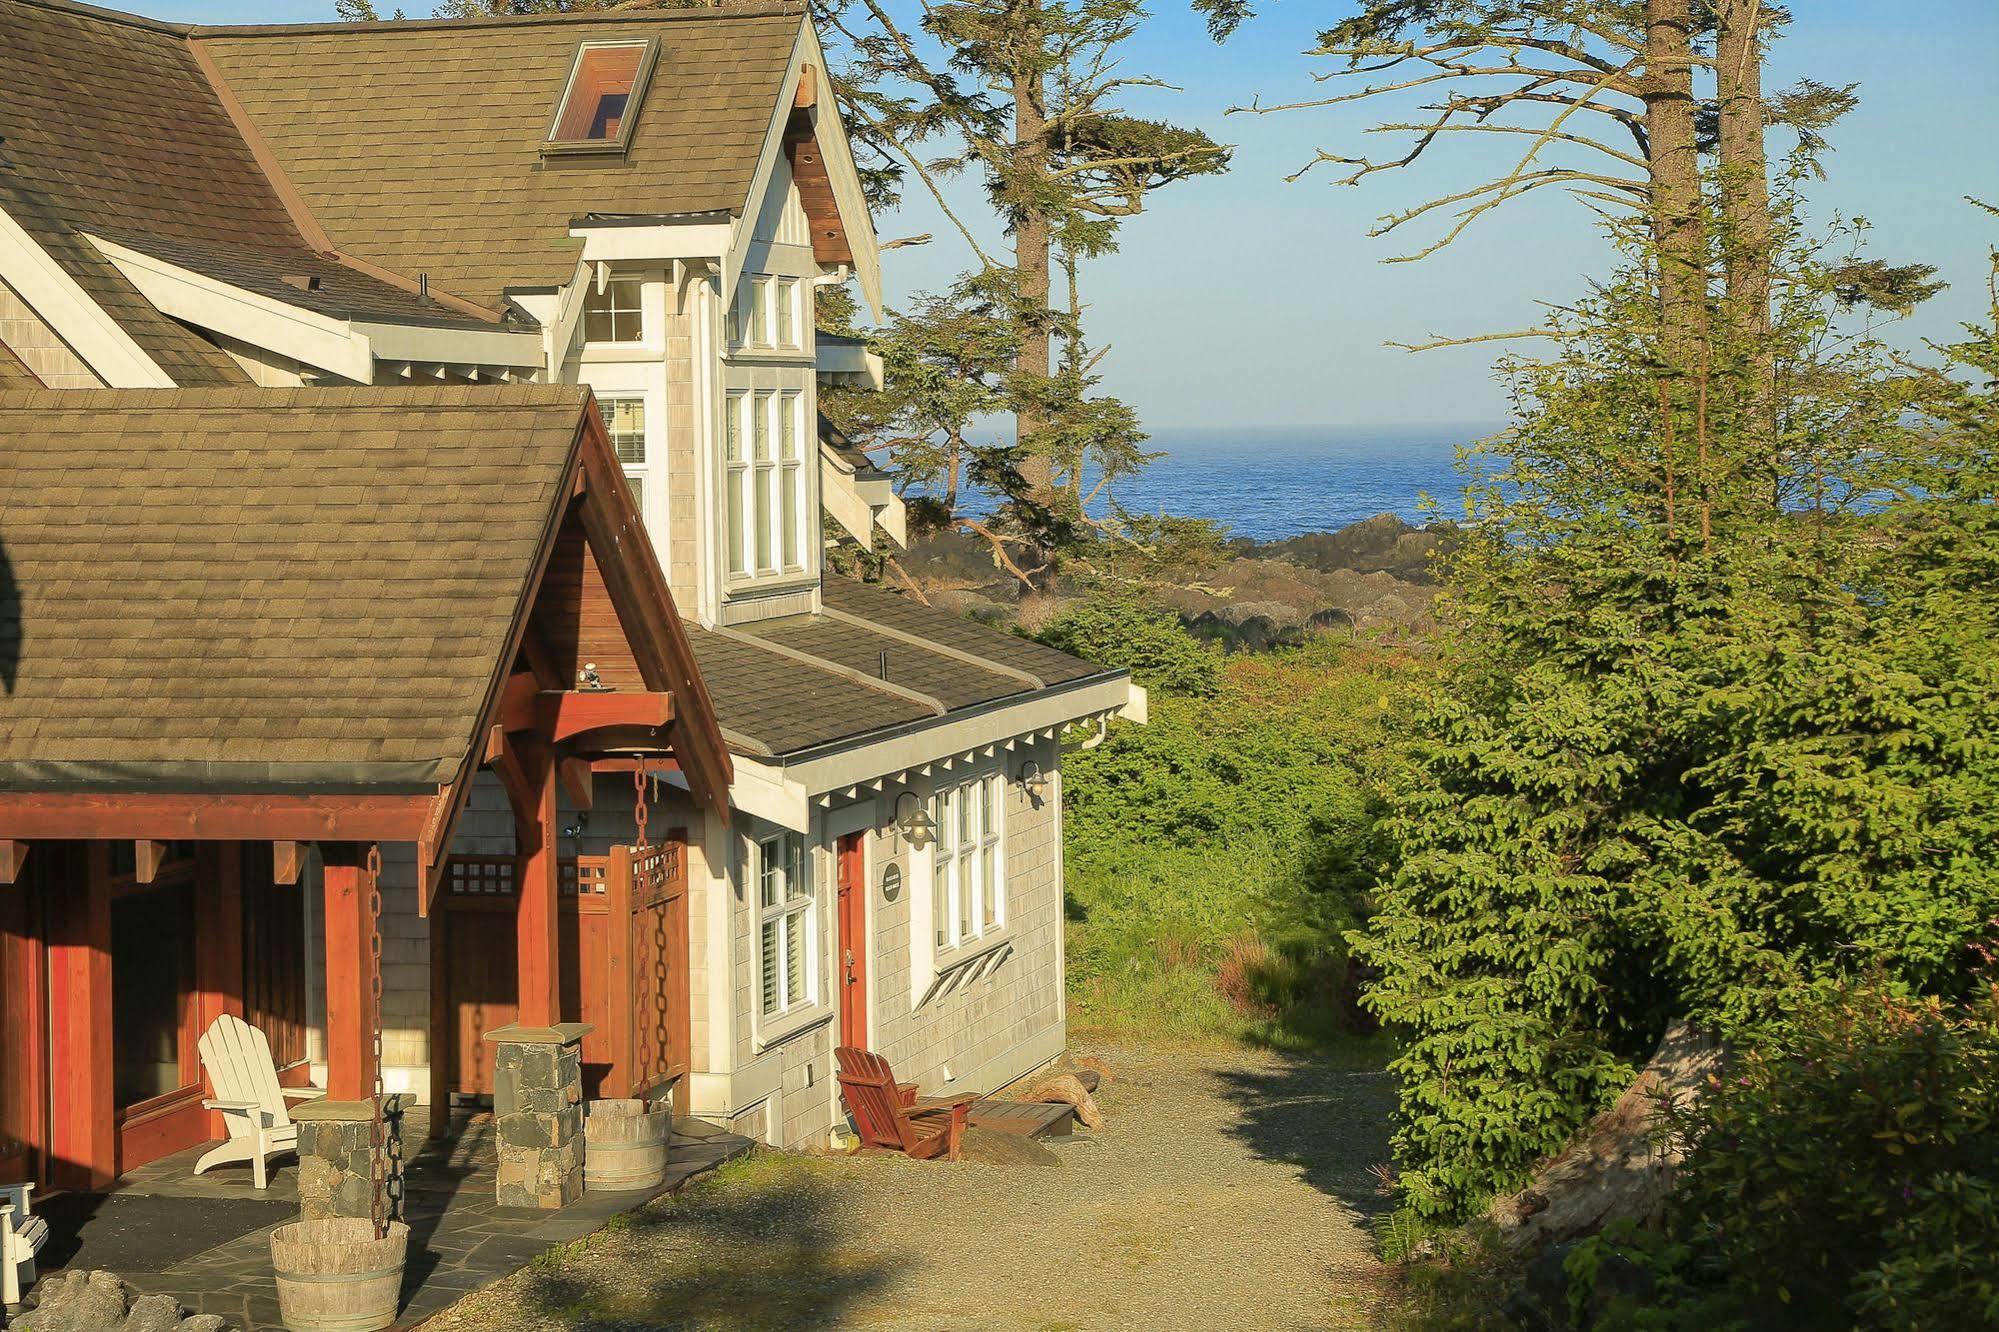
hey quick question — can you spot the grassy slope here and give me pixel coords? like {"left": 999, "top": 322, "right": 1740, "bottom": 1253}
{"left": 1058, "top": 631, "right": 1428, "bottom": 1051}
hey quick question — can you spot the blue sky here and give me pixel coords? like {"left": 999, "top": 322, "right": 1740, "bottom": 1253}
{"left": 145, "top": 2, "right": 1999, "bottom": 430}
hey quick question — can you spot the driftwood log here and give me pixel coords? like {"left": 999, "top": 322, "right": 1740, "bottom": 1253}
{"left": 1487, "top": 1020, "right": 1723, "bottom": 1252}
{"left": 1023, "top": 1074, "right": 1103, "bottom": 1129}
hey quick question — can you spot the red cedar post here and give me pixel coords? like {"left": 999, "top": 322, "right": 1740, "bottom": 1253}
{"left": 194, "top": 843, "right": 246, "bottom": 1139}
{"left": 48, "top": 843, "right": 117, "bottom": 1189}
{"left": 516, "top": 742, "right": 562, "bottom": 1029}
{"left": 321, "top": 842, "right": 379, "bottom": 1103}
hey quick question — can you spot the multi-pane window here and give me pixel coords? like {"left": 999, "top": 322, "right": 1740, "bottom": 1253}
{"left": 603, "top": 395, "right": 647, "bottom": 513}
{"left": 755, "top": 833, "right": 814, "bottom": 1019}
{"left": 724, "top": 390, "right": 808, "bottom": 579}
{"left": 775, "top": 276, "right": 798, "bottom": 346}
{"left": 582, "top": 277, "right": 643, "bottom": 343}
{"left": 727, "top": 275, "right": 803, "bottom": 351}
{"left": 931, "top": 773, "right": 1005, "bottom": 951}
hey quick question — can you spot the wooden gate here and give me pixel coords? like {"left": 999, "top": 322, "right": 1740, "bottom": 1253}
{"left": 436, "top": 834, "right": 688, "bottom": 1107}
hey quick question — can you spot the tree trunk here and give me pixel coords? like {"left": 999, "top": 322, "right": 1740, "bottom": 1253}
{"left": 1011, "top": 0, "right": 1054, "bottom": 502}
{"left": 1641, "top": 0, "right": 1706, "bottom": 374}
{"left": 1717, "top": 0, "right": 1776, "bottom": 444}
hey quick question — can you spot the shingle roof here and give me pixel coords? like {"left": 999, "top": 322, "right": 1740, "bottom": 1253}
{"left": 197, "top": 5, "right": 805, "bottom": 307}
{"left": 687, "top": 577, "right": 1118, "bottom": 759}
{"left": 0, "top": 385, "right": 594, "bottom": 791}
{"left": 0, "top": 0, "right": 495, "bottom": 385}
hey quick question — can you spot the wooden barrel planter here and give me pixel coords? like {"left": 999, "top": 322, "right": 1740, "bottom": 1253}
{"left": 585, "top": 1098, "right": 672, "bottom": 1191}
{"left": 269, "top": 1217, "right": 409, "bottom": 1332}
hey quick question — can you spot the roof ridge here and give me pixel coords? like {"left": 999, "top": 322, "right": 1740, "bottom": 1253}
{"left": 0, "top": 384, "right": 590, "bottom": 409}
{"left": 3, "top": 0, "right": 188, "bottom": 37}
{"left": 190, "top": 1, "right": 806, "bottom": 40}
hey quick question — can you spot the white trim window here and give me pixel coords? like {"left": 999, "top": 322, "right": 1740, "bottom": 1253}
{"left": 931, "top": 772, "right": 1005, "bottom": 952}
{"left": 755, "top": 832, "right": 816, "bottom": 1020}
{"left": 602, "top": 394, "right": 648, "bottom": 514}
{"left": 727, "top": 274, "right": 802, "bottom": 351}
{"left": 582, "top": 276, "right": 644, "bottom": 344}
{"left": 724, "top": 390, "right": 808, "bottom": 579}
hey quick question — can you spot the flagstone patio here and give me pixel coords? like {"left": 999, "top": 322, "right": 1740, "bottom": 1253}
{"left": 27, "top": 1105, "right": 753, "bottom": 1331}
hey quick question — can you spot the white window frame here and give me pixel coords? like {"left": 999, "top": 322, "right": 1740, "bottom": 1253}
{"left": 929, "top": 770, "right": 1007, "bottom": 958}
{"left": 582, "top": 275, "right": 645, "bottom": 344}
{"left": 601, "top": 393, "right": 649, "bottom": 517}
{"left": 753, "top": 830, "right": 822, "bottom": 1036}
{"left": 724, "top": 389, "right": 808, "bottom": 581}
{"left": 727, "top": 274, "right": 804, "bottom": 352}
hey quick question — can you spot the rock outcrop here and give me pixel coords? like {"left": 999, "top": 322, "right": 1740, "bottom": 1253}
{"left": 14, "top": 1270, "right": 231, "bottom": 1332}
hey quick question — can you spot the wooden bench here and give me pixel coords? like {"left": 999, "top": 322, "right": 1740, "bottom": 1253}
{"left": 967, "top": 1098, "right": 1076, "bottom": 1138}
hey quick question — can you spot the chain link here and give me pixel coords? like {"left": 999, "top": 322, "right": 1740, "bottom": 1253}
{"left": 365, "top": 843, "right": 393, "bottom": 1240}
{"left": 633, "top": 762, "right": 649, "bottom": 849}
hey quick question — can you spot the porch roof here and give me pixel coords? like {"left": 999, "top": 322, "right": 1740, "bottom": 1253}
{"left": 686, "top": 577, "right": 1122, "bottom": 760}
{"left": 0, "top": 386, "right": 592, "bottom": 793}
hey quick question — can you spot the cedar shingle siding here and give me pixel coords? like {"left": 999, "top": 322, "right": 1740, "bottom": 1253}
{"left": 0, "top": 385, "right": 592, "bottom": 791}
{"left": 198, "top": 6, "right": 804, "bottom": 307}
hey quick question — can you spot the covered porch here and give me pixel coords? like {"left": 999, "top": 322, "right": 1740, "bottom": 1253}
{"left": 27, "top": 1103, "right": 751, "bottom": 1330}
{"left": 0, "top": 386, "right": 735, "bottom": 1315}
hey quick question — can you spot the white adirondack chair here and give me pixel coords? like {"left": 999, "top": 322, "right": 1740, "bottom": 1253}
{"left": 2, "top": 1182, "right": 47, "bottom": 1307}
{"left": 195, "top": 1014, "right": 321, "bottom": 1190}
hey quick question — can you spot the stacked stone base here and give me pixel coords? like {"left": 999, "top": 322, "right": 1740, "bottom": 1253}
{"left": 293, "top": 1095, "right": 405, "bottom": 1223}
{"left": 487, "top": 1023, "right": 591, "bottom": 1209}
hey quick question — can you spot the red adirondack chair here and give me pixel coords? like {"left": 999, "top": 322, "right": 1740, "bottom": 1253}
{"left": 835, "top": 1046, "right": 974, "bottom": 1161}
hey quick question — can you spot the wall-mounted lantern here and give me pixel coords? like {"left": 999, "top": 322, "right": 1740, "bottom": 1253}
{"left": 893, "top": 790, "right": 935, "bottom": 848}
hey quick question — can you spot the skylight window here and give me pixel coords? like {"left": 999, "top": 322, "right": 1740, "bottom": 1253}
{"left": 546, "top": 40, "right": 656, "bottom": 154}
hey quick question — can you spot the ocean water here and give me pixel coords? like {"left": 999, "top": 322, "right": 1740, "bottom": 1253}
{"left": 1111, "top": 423, "right": 1502, "bottom": 543}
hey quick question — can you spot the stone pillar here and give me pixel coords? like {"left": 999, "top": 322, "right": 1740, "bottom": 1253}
{"left": 293, "top": 1096, "right": 405, "bottom": 1222}
{"left": 486, "top": 1023, "right": 592, "bottom": 1209}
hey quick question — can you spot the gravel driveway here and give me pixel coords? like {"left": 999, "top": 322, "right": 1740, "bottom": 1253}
{"left": 420, "top": 1043, "right": 1395, "bottom": 1331}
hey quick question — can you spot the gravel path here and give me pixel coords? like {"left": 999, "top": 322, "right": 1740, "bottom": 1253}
{"left": 420, "top": 1043, "right": 1395, "bottom": 1331}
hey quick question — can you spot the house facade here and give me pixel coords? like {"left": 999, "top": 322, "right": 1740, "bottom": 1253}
{"left": 0, "top": 0, "right": 1142, "bottom": 1170}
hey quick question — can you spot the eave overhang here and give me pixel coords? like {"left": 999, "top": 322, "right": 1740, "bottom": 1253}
{"left": 89, "top": 235, "right": 545, "bottom": 383}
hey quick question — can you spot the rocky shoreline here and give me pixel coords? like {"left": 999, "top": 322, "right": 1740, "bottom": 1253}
{"left": 896, "top": 513, "right": 1450, "bottom": 648}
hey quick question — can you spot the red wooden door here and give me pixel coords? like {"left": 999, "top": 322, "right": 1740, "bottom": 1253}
{"left": 836, "top": 832, "right": 868, "bottom": 1050}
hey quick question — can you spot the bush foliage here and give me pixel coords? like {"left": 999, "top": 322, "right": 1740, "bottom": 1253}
{"left": 1352, "top": 237, "right": 1999, "bottom": 1221}
{"left": 1573, "top": 983, "right": 1999, "bottom": 1329}
{"left": 1040, "top": 598, "right": 1425, "bottom": 1046}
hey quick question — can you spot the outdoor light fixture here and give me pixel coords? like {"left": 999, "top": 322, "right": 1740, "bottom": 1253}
{"left": 1018, "top": 759, "right": 1050, "bottom": 803}
{"left": 894, "top": 790, "right": 935, "bottom": 848}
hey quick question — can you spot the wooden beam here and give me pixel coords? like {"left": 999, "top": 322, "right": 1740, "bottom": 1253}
{"left": 273, "top": 840, "right": 303, "bottom": 886}
{"left": 558, "top": 756, "right": 595, "bottom": 812}
{"left": 518, "top": 624, "right": 564, "bottom": 689}
{"left": 516, "top": 741, "right": 561, "bottom": 1029}
{"left": 484, "top": 725, "right": 542, "bottom": 855}
{"left": 0, "top": 840, "right": 24, "bottom": 885}
{"left": 539, "top": 690, "right": 673, "bottom": 742}
{"left": 195, "top": 844, "right": 246, "bottom": 1139}
{"left": 498, "top": 670, "right": 540, "bottom": 732}
{"left": 321, "top": 843, "right": 379, "bottom": 1103}
{"left": 0, "top": 792, "right": 436, "bottom": 842}
{"left": 134, "top": 839, "right": 167, "bottom": 884}
{"left": 48, "top": 843, "right": 116, "bottom": 1189}
{"left": 794, "top": 63, "right": 817, "bottom": 108}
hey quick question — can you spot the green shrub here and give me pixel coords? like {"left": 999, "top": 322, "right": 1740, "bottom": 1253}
{"left": 1573, "top": 983, "right": 1999, "bottom": 1329}
{"left": 1047, "top": 601, "right": 1428, "bottom": 1047}
{"left": 1035, "top": 595, "right": 1224, "bottom": 697}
